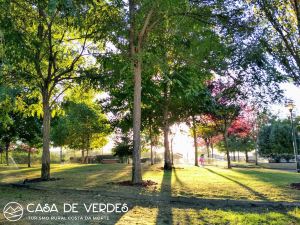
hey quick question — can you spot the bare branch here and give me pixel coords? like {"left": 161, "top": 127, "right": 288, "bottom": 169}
{"left": 138, "top": 9, "right": 154, "bottom": 48}
{"left": 50, "top": 83, "right": 73, "bottom": 108}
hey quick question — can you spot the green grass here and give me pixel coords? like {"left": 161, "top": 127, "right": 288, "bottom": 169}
{"left": 118, "top": 206, "right": 300, "bottom": 225}
{"left": 0, "top": 163, "right": 300, "bottom": 224}
{"left": 1, "top": 163, "right": 299, "bottom": 202}
{"left": 0, "top": 186, "right": 299, "bottom": 225}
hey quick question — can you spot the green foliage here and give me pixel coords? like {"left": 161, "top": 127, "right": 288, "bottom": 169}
{"left": 11, "top": 148, "right": 41, "bottom": 164}
{"left": 112, "top": 135, "right": 133, "bottom": 158}
{"left": 251, "top": 0, "right": 300, "bottom": 85}
{"left": 51, "top": 87, "right": 111, "bottom": 151}
{"left": 258, "top": 119, "right": 294, "bottom": 161}
{"left": 194, "top": 122, "right": 218, "bottom": 141}
{"left": 96, "top": 0, "right": 226, "bottom": 134}
{"left": 17, "top": 116, "right": 43, "bottom": 148}
{"left": 227, "top": 135, "right": 255, "bottom": 153}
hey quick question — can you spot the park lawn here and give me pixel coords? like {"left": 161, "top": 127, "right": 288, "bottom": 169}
{"left": 0, "top": 186, "right": 299, "bottom": 225}
{"left": 117, "top": 206, "right": 300, "bottom": 225}
{"left": 0, "top": 163, "right": 299, "bottom": 202}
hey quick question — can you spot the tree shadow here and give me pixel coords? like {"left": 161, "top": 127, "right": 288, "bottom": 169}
{"left": 173, "top": 168, "right": 185, "bottom": 187}
{"left": 205, "top": 168, "right": 269, "bottom": 201}
{"left": 156, "top": 169, "right": 173, "bottom": 225}
{"left": 232, "top": 168, "right": 300, "bottom": 201}
{"left": 2, "top": 165, "right": 300, "bottom": 224}
{"left": 232, "top": 168, "right": 299, "bottom": 183}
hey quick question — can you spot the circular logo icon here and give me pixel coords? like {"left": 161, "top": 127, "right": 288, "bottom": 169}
{"left": 3, "top": 202, "right": 23, "bottom": 221}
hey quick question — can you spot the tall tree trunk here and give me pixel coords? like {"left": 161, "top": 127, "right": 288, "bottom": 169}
{"left": 132, "top": 59, "right": 142, "bottom": 182}
{"left": 81, "top": 150, "right": 85, "bottom": 164}
{"left": 41, "top": 90, "right": 51, "bottom": 180}
{"left": 86, "top": 148, "right": 89, "bottom": 164}
{"left": 149, "top": 124, "right": 154, "bottom": 165}
{"left": 223, "top": 128, "right": 231, "bottom": 169}
{"left": 206, "top": 141, "right": 210, "bottom": 158}
{"left": 255, "top": 136, "right": 259, "bottom": 165}
{"left": 171, "top": 138, "right": 174, "bottom": 165}
{"left": 28, "top": 151, "right": 31, "bottom": 168}
{"left": 245, "top": 150, "right": 249, "bottom": 163}
{"left": 233, "top": 151, "right": 236, "bottom": 161}
{"left": 210, "top": 143, "right": 214, "bottom": 158}
{"left": 237, "top": 151, "right": 240, "bottom": 162}
{"left": 130, "top": 0, "right": 142, "bottom": 184}
{"left": 5, "top": 141, "right": 9, "bottom": 166}
{"left": 163, "top": 83, "right": 172, "bottom": 170}
{"left": 192, "top": 116, "right": 199, "bottom": 166}
{"left": 60, "top": 146, "right": 63, "bottom": 164}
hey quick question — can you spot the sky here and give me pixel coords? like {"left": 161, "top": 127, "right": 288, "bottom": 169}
{"left": 271, "top": 83, "right": 300, "bottom": 118}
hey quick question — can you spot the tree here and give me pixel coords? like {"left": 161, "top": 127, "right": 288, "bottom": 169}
{"left": 0, "top": 86, "right": 20, "bottom": 165}
{"left": 0, "top": 117, "right": 17, "bottom": 166}
{"left": 228, "top": 115, "right": 255, "bottom": 162}
{"left": 193, "top": 115, "right": 220, "bottom": 159}
{"left": 0, "top": 0, "right": 116, "bottom": 179}
{"left": 112, "top": 134, "right": 133, "bottom": 164}
{"left": 51, "top": 116, "right": 68, "bottom": 163}
{"left": 98, "top": 0, "right": 224, "bottom": 174}
{"left": 251, "top": 0, "right": 300, "bottom": 85}
{"left": 124, "top": 0, "right": 163, "bottom": 182}
{"left": 208, "top": 78, "right": 242, "bottom": 169}
{"left": 51, "top": 87, "right": 111, "bottom": 163}
{"left": 258, "top": 119, "right": 294, "bottom": 162}
{"left": 127, "top": 0, "right": 185, "bottom": 181}
{"left": 17, "top": 116, "right": 43, "bottom": 167}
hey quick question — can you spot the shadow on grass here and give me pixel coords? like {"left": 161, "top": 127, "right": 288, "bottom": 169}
{"left": 1, "top": 164, "right": 300, "bottom": 224}
{"left": 227, "top": 168, "right": 300, "bottom": 201}
{"left": 0, "top": 167, "right": 42, "bottom": 183}
{"left": 205, "top": 168, "right": 269, "bottom": 201}
{"left": 173, "top": 168, "right": 185, "bottom": 188}
{"left": 232, "top": 168, "right": 299, "bottom": 183}
{"left": 156, "top": 169, "right": 173, "bottom": 225}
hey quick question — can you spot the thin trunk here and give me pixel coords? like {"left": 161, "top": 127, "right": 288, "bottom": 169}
{"left": 28, "top": 151, "right": 31, "bottom": 168}
{"left": 5, "top": 141, "right": 9, "bottom": 166}
{"left": 255, "top": 148, "right": 258, "bottom": 165}
{"left": 163, "top": 84, "right": 172, "bottom": 170}
{"left": 206, "top": 141, "right": 210, "bottom": 158}
{"left": 41, "top": 89, "right": 51, "bottom": 180}
{"left": 210, "top": 143, "right": 214, "bottom": 158}
{"left": 86, "top": 148, "right": 89, "bottom": 164}
{"left": 60, "top": 146, "right": 63, "bottom": 164}
{"left": 192, "top": 116, "right": 199, "bottom": 166}
{"left": 255, "top": 136, "right": 259, "bottom": 165}
{"left": 130, "top": 0, "right": 142, "bottom": 184}
{"left": 245, "top": 150, "right": 249, "bottom": 163}
{"left": 238, "top": 151, "right": 240, "bottom": 162}
{"left": 150, "top": 124, "right": 154, "bottom": 165}
{"left": 171, "top": 138, "right": 174, "bottom": 165}
{"left": 233, "top": 151, "right": 236, "bottom": 161}
{"left": 163, "top": 123, "right": 172, "bottom": 169}
{"left": 81, "top": 150, "right": 85, "bottom": 164}
{"left": 224, "top": 128, "right": 231, "bottom": 169}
